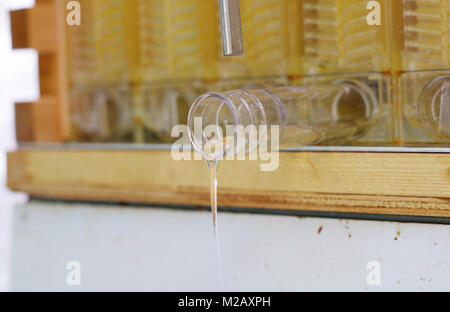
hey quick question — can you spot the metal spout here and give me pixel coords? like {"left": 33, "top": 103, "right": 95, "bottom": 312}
{"left": 218, "top": 0, "right": 243, "bottom": 56}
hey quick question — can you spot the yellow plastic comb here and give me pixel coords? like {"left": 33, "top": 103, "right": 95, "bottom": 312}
{"left": 402, "top": 0, "right": 450, "bottom": 70}
{"left": 303, "top": 0, "right": 389, "bottom": 74}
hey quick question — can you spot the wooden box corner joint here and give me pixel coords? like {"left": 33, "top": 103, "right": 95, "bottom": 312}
{"left": 9, "top": 0, "right": 69, "bottom": 143}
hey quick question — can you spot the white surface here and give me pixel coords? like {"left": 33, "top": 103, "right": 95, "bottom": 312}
{"left": 11, "top": 201, "right": 450, "bottom": 292}
{"left": 0, "top": 0, "right": 36, "bottom": 292}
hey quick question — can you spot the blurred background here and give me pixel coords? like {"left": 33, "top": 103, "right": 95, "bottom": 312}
{"left": 0, "top": 0, "right": 35, "bottom": 292}
{"left": 1, "top": 0, "right": 449, "bottom": 292}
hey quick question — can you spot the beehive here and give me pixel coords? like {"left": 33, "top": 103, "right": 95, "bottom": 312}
{"left": 7, "top": 0, "right": 450, "bottom": 219}
{"left": 60, "top": 0, "right": 450, "bottom": 146}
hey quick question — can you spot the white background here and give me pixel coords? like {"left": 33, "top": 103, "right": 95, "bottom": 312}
{"left": 0, "top": 0, "right": 35, "bottom": 292}
{"left": 11, "top": 201, "right": 450, "bottom": 291}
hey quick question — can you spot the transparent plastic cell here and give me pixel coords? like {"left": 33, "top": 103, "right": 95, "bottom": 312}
{"left": 70, "top": 84, "right": 133, "bottom": 142}
{"left": 301, "top": 73, "right": 394, "bottom": 145}
{"left": 402, "top": 0, "right": 450, "bottom": 71}
{"left": 187, "top": 74, "right": 391, "bottom": 158}
{"left": 212, "top": 76, "right": 291, "bottom": 93}
{"left": 135, "top": 83, "right": 206, "bottom": 143}
{"left": 400, "top": 70, "right": 450, "bottom": 144}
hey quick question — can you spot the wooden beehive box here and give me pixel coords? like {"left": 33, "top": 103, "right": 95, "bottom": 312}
{"left": 6, "top": 0, "right": 450, "bottom": 221}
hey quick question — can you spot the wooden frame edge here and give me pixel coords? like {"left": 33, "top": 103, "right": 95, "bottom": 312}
{"left": 7, "top": 149, "right": 450, "bottom": 218}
